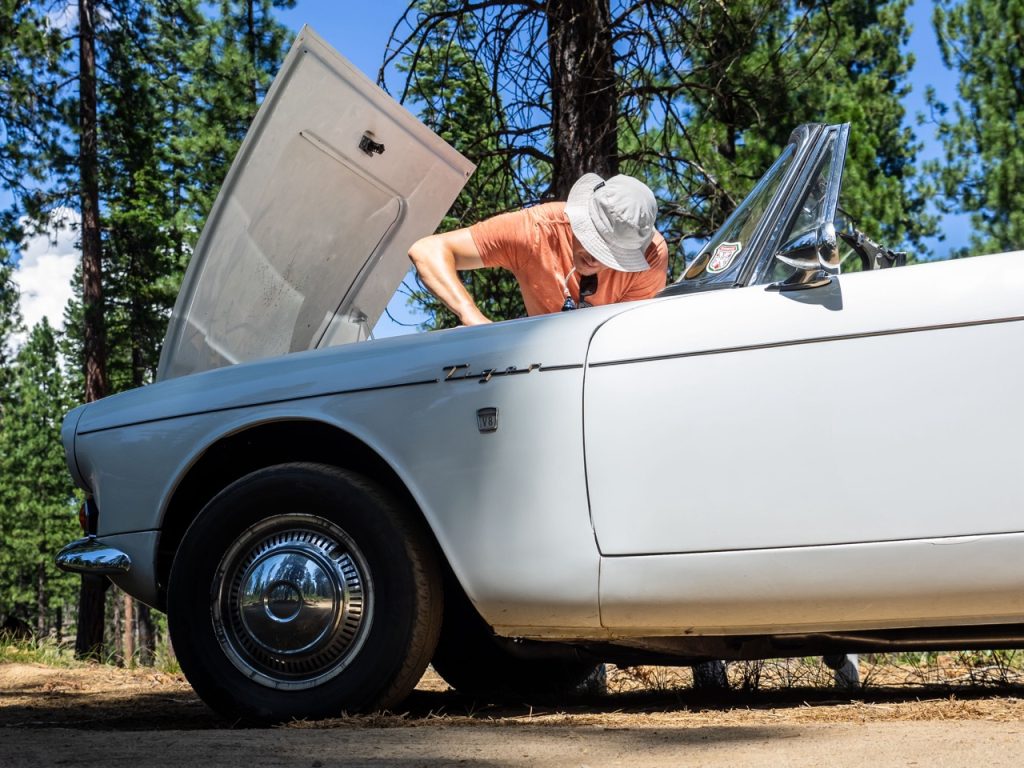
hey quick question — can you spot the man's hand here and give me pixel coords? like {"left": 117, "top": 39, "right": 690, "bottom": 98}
{"left": 408, "top": 228, "right": 491, "bottom": 326}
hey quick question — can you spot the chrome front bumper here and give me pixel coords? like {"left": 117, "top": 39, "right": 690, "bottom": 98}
{"left": 55, "top": 536, "right": 132, "bottom": 575}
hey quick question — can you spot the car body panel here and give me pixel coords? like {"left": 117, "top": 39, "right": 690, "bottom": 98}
{"left": 157, "top": 27, "right": 474, "bottom": 381}
{"left": 585, "top": 252, "right": 1024, "bottom": 555}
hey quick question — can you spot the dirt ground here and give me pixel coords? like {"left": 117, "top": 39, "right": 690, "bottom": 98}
{"left": 3, "top": 662, "right": 1024, "bottom": 766}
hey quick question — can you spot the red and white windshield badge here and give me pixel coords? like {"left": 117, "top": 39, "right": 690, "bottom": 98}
{"left": 707, "top": 241, "right": 742, "bottom": 274}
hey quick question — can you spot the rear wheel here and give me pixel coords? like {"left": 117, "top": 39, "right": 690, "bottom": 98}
{"left": 168, "top": 463, "right": 441, "bottom": 722}
{"left": 431, "top": 586, "right": 602, "bottom": 700}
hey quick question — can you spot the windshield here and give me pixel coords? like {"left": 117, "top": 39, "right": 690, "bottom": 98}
{"left": 759, "top": 134, "right": 838, "bottom": 285}
{"left": 755, "top": 125, "right": 899, "bottom": 284}
{"left": 673, "top": 142, "right": 797, "bottom": 290}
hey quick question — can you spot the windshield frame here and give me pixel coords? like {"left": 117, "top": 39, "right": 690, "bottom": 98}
{"left": 660, "top": 123, "right": 850, "bottom": 297}
{"left": 747, "top": 123, "right": 851, "bottom": 287}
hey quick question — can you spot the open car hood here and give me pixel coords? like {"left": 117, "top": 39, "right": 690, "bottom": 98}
{"left": 157, "top": 27, "right": 475, "bottom": 380}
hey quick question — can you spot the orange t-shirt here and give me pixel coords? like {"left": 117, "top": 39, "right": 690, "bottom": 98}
{"left": 469, "top": 202, "right": 668, "bottom": 316}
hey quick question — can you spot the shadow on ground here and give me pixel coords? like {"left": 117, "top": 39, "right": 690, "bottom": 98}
{"left": 4, "top": 681, "right": 1024, "bottom": 730}
{"left": 397, "top": 684, "right": 1024, "bottom": 723}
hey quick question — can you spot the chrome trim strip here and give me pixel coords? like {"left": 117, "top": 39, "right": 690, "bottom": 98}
{"left": 602, "top": 528, "right": 1024, "bottom": 558}
{"left": 589, "top": 315, "right": 1024, "bottom": 369}
{"left": 538, "top": 364, "right": 585, "bottom": 372}
{"left": 76, "top": 377, "right": 441, "bottom": 436}
{"left": 55, "top": 536, "right": 132, "bottom": 575}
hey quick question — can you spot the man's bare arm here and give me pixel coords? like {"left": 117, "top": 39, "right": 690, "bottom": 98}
{"left": 408, "top": 228, "right": 492, "bottom": 326}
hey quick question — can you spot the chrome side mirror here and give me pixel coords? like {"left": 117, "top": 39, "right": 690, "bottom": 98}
{"left": 767, "top": 221, "right": 840, "bottom": 292}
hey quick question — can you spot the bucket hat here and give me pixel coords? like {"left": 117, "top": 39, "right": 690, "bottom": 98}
{"left": 565, "top": 173, "right": 657, "bottom": 272}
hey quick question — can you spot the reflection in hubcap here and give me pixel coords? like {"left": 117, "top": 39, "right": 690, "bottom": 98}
{"left": 212, "top": 515, "right": 373, "bottom": 690}
{"left": 264, "top": 580, "right": 302, "bottom": 622}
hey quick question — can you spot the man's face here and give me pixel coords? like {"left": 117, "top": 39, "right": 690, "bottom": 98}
{"left": 571, "top": 235, "right": 606, "bottom": 276}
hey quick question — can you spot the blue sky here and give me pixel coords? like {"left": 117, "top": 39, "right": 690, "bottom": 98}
{"left": 277, "top": 1, "right": 403, "bottom": 82}
{"left": 9, "top": 0, "right": 970, "bottom": 341}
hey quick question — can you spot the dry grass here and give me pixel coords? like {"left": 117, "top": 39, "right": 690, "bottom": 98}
{"left": 3, "top": 658, "right": 1024, "bottom": 730}
{"left": 289, "top": 664, "right": 1024, "bottom": 729}
{"left": 0, "top": 635, "right": 181, "bottom": 674}
{"left": 607, "top": 652, "right": 1024, "bottom": 694}
{"left": 4, "top": 650, "right": 1024, "bottom": 730}
{"left": 0, "top": 637, "right": 86, "bottom": 669}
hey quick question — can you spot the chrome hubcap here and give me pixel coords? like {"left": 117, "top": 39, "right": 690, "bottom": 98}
{"left": 212, "top": 515, "right": 372, "bottom": 690}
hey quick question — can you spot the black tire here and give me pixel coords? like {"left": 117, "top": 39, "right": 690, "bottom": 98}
{"left": 431, "top": 585, "right": 602, "bottom": 700}
{"left": 167, "top": 462, "right": 442, "bottom": 723}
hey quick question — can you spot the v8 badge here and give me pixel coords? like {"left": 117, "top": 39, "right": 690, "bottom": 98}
{"left": 476, "top": 407, "right": 499, "bottom": 433}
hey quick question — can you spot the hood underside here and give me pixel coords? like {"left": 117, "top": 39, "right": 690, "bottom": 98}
{"left": 157, "top": 26, "right": 474, "bottom": 381}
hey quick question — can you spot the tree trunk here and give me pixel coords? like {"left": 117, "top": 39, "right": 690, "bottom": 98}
{"left": 122, "top": 594, "right": 135, "bottom": 664}
{"left": 545, "top": 0, "right": 618, "bottom": 198}
{"left": 78, "top": 0, "right": 106, "bottom": 403}
{"left": 74, "top": 0, "right": 110, "bottom": 660}
{"left": 75, "top": 576, "right": 109, "bottom": 658}
{"left": 246, "top": 0, "right": 258, "bottom": 105}
{"left": 137, "top": 603, "right": 156, "bottom": 666}
{"left": 36, "top": 561, "right": 46, "bottom": 637}
{"left": 111, "top": 590, "right": 122, "bottom": 663}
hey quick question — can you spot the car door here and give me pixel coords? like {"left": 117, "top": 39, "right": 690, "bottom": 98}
{"left": 585, "top": 260, "right": 1024, "bottom": 557}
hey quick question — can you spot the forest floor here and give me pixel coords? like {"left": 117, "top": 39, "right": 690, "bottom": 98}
{"left": 2, "top": 661, "right": 1024, "bottom": 766}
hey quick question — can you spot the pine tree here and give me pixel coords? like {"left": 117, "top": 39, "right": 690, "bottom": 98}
{"left": 93, "top": 0, "right": 195, "bottom": 662}
{"left": 801, "top": 0, "right": 931, "bottom": 253}
{"left": 0, "top": 261, "right": 23, "bottom": 509}
{"left": 72, "top": 0, "right": 114, "bottom": 660}
{"left": 182, "top": 0, "right": 295, "bottom": 221}
{"left": 59, "top": 0, "right": 207, "bottom": 392}
{"left": 0, "top": 320, "right": 80, "bottom": 638}
{"left": 0, "top": 260, "right": 22, "bottom": 389}
{"left": 928, "top": 0, "right": 1024, "bottom": 255}
{"left": 658, "top": 1, "right": 932, "bottom": 259}
{"left": 100, "top": 0, "right": 188, "bottom": 393}
{"left": 152, "top": 1, "right": 205, "bottom": 287}
{"left": 0, "top": 0, "right": 71, "bottom": 246}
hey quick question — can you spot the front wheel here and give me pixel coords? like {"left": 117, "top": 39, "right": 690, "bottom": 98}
{"left": 167, "top": 463, "right": 441, "bottom": 722}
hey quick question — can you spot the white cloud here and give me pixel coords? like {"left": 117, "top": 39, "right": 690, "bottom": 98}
{"left": 11, "top": 209, "right": 79, "bottom": 348}
{"left": 46, "top": 3, "right": 77, "bottom": 33}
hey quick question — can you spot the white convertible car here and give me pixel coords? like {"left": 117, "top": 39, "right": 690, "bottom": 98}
{"left": 57, "top": 28, "right": 1024, "bottom": 722}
